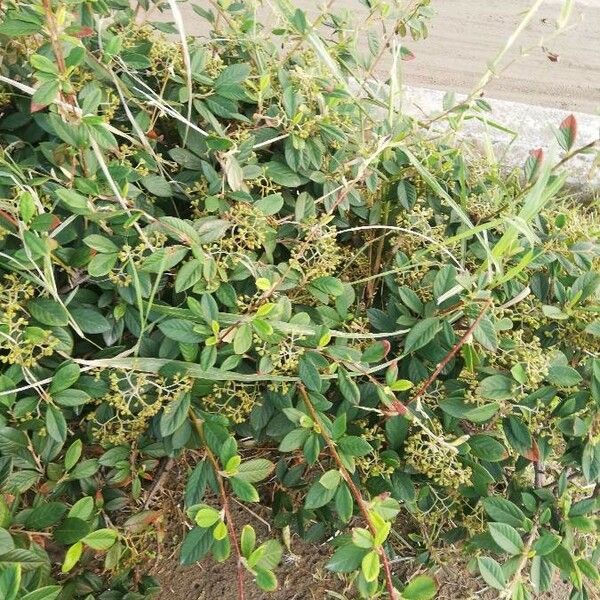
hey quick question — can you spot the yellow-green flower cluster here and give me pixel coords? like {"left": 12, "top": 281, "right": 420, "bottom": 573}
{"left": 92, "top": 370, "right": 193, "bottom": 445}
{"left": 405, "top": 424, "right": 472, "bottom": 489}
{"left": 202, "top": 381, "right": 262, "bottom": 424}
{"left": 495, "top": 330, "right": 550, "bottom": 391}
{"left": 0, "top": 275, "right": 57, "bottom": 368}
{"left": 289, "top": 217, "right": 342, "bottom": 283}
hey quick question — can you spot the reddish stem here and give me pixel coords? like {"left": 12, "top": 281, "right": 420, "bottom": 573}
{"left": 190, "top": 413, "right": 246, "bottom": 600}
{"left": 408, "top": 298, "right": 493, "bottom": 407}
{"left": 300, "top": 386, "right": 398, "bottom": 599}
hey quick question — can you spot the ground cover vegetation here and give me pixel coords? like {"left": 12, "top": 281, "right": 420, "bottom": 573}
{"left": 0, "top": 0, "right": 599, "bottom": 598}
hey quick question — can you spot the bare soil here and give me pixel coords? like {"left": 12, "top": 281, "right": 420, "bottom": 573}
{"left": 153, "top": 538, "right": 351, "bottom": 600}
{"left": 146, "top": 460, "right": 575, "bottom": 600}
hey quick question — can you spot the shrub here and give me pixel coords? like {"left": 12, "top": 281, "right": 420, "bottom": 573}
{"left": 0, "top": 0, "right": 599, "bottom": 599}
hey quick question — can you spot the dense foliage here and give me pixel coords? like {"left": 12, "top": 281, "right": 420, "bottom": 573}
{"left": 0, "top": 0, "right": 599, "bottom": 598}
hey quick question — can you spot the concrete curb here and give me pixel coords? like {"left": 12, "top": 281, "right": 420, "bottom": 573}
{"left": 401, "top": 85, "right": 600, "bottom": 191}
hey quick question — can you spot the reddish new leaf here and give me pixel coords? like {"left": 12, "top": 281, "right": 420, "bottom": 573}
{"left": 558, "top": 114, "right": 577, "bottom": 151}
{"left": 523, "top": 439, "right": 540, "bottom": 462}
{"left": 524, "top": 148, "right": 544, "bottom": 181}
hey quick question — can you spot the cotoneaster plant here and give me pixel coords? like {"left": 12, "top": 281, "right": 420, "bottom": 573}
{"left": 0, "top": 0, "right": 599, "bottom": 599}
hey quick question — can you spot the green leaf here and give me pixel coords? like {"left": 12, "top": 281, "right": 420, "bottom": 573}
{"left": 46, "top": 405, "right": 67, "bottom": 443}
{"left": 235, "top": 459, "right": 275, "bottom": 483}
{"left": 0, "top": 562, "right": 21, "bottom": 600}
{"left": 240, "top": 524, "right": 255, "bottom": 558}
{"left": 32, "top": 80, "right": 59, "bottom": 106}
{"left": 160, "top": 392, "right": 191, "bottom": 437}
{"left": 233, "top": 323, "right": 253, "bottom": 355}
{"left": 84, "top": 234, "right": 119, "bottom": 253}
{"left": 175, "top": 259, "right": 203, "bottom": 292}
{"left": 473, "top": 315, "right": 498, "bottom": 351}
{"left": 69, "top": 497, "right": 94, "bottom": 520}
{"left": 30, "top": 54, "right": 58, "bottom": 74}
{"left": 88, "top": 252, "right": 118, "bottom": 276}
{"left": 54, "top": 518, "right": 91, "bottom": 545}
{"left": 397, "top": 179, "right": 416, "bottom": 208}
{"left": 335, "top": 483, "right": 353, "bottom": 523}
{"left": 25, "top": 502, "right": 67, "bottom": 530}
{"left": 215, "top": 63, "right": 251, "bottom": 86}
{"left": 0, "top": 17, "right": 42, "bottom": 37}
{"left": 577, "top": 558, "right": 600, "bottom": 582}
{"left": 319, "top": 469, "right": 341, "bottom": 490}
{"left": 503, "top": 417, "right": 533, "bottom": 456}
{"left": 533, "top": 532, "right": 561, "bottom": 556}
{"left": 305, "top": 481, "right": 336, "bottom": 509}
{"left": 338, "top": 367, "right": 360, "bottom": 405}
{"left": 488, "top": 522, "right": 524, "bottom": 555}
{"left": 64, "top": 439, "right": 83, "bottom": 471}
{"left": 339, "top": 436, "right": 372, "bottom": 457}
{"left": 468, "top": 435, "right": 506, "bottom": 462}
{"left": 254, "top": 539, "right": 282, "bottom": 570}
{"left": 361, "top": 340, "right": 389, "bottom": 363}
{"left": 195, "top": 506, "right": 221, "bottom": 528}
{"left": 482, "top": 498, "right": 526, "bottom": 528}
{"left": 308, "top": 276, "right": 344, "bottom": 298}
{"left": 477, "top": 375, "right": 514, "bottom": 401}
{"left": 141, "top": 246, "right": 189, "bottom": 273}
{"left": 169, "top": 147, "right": 204, "bottom": 169}
{"left": 55, "top": 188, "right": 91, "bottom": 215}
{"left": 0, "top": 529, "right": 14, "bottom": 555}
{"left": 298, "top": 358, "right": 321, "bottom": 392}
{"left": 20, "top": 586, "right": 62, "bottom": 600}
{"left": 546, "top": 365, "right": 582, "bottom": 387}
{"left": 438, "top": 397, "right": 499, "bottom": 423}
{"left": 70, "top": 307, "right": 111, "bottom": 334}
{"left": 531, "top": 555, "right": 553, "bottom": 593}
{"left": 361, "top": 550, "right": 380, "bottom": 583}
{"left": 229, "top": 477, "right": 259, "bottom": 502}
{"left": 196, "top": 218, "right": 230, "bottom": 244}
{"left": 49, "top": 362, "right": 80, "bottom": 394}
{"left": 352, "top": 527, "right": 373, "bottom": 549}
{"left": 159, "top": 319, "right": 204, "bottom": 343}
{"left": 255, "top": 193, "right": 283, "bottom": 215}
{"left": 185, "top": 460, "right": 209, "bottom": 507}
{"left": 326, "top": 543, "right": 367, "bottom": 572}
{"left": 68, "top": 459, "right": 98, "bottom": 480}
{"left": 255, "top": 567, "right": 277, "bottom": 591}
{"left": 404, "top": 318, "right": 441, "bottom": 353}
{"left": 28, "top": 298, "right": 69, "bottom": 326}
{"left": 477, "top": 557, "right": 506, "bottom": 590}
{"left": 141, "top": 175, "right": 172, "bottom": 197}
{"left": 82, "top": 528, "right": 117, "bottom": 550}
{"left": 264, "top": 161, "right": 308, "bottom": 187}
{"left": 180, "top": 526, "right": 214, "bottom": 565}
{"left": 54, "top": 389, "right": 91, "bottom": 407}
{"left": 402, "top": 575, "right": 438, "bottom": 600}
{"left": 547, "top": 544, "right": 577, "bottom": 574}
{"left": 279, "top": 428, "right": 310, "bottom": 452}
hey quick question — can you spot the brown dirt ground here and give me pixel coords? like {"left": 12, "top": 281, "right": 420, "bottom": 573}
{"left": 153, "top": 540, "right": 572, "bottom": 600}
{"left": 148, "top": 461, "right": 572, "bottom": 600}
{"left": 153, "top": 538, "right": 352, "bottom": 600}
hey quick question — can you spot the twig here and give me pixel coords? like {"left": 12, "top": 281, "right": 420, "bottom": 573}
{"left": 232, "top": 497, "right": 272, "bottom": 532}
{"left": 143, "top": 457, "right": 174, "bottom": 508}
{"left": 299, "top": 385, "right": 399, "bottom": 600}
{"left": 408, "top": 298, "right": 493, "bottom": 408}
{"left": 190, "top": 411, "right": 246, "bottom": 600}
{"left": 534, "top": 462, "right": 545, "bottom": 489}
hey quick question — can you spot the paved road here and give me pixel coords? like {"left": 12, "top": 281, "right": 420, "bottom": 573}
{"left": 401, "top": 0, "right": 600, "bottom": 112}
{"left": 165, "top": 0, "right": 600, "bottom": 113}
